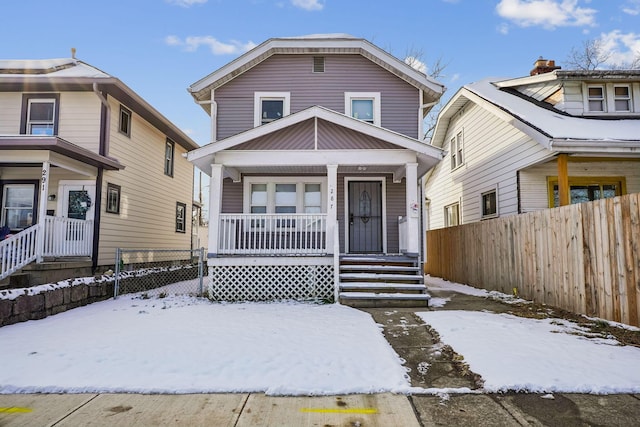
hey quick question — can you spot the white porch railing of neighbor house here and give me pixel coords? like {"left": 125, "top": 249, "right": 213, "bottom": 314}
{"left": 43, "top": 216, "right": 94, "bottom": 257}
{"left": 218, "top": 213, "right": 327, "bottom": 255}
{"left": 0, "top": 225, "right": 38, "bottom": 280}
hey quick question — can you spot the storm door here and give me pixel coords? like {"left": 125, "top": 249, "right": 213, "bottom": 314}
{"left": 348, "top": 181, "right": 382, "bottom": 253}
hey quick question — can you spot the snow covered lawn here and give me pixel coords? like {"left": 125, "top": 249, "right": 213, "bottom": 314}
{"left": 419, "top": 278, "right": 640, "bottom": 394}
{"left": 0, "top": 295, "right": 409, "bottom": 395}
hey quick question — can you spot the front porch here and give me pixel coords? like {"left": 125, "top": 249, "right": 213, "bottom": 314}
{"left": 0, "top": 216, "right": 93, "bottom": 286}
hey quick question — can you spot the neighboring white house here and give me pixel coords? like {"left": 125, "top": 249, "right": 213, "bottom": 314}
{"left": 187, "top": 34, "right": 445, "bottom": 305}
{"left": 425, "top": 59, "right": 640, "bottom": 229}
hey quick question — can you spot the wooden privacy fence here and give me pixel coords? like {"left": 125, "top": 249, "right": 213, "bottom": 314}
{"left": 425, "top": 193, "right": 640, "bottom": 327}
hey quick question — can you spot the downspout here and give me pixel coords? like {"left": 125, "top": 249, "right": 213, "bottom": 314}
{"left": 92, "top": 83, "right": 110, "bottom": 271}
{"left": 196, "top": 90, "right": 217, "bottom": 143}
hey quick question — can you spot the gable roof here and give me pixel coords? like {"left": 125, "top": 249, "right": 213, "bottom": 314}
{"left": 0, "top": 58, "right": 199, "bottom": 151}
{"left": 432, "top": 77, "right": 640, "bottom": 154}
{"left": 187, "top": 105, "right": 444, "bottom": 175}
{"left": 188, "top": 34, "right": 445, "bottom": 111}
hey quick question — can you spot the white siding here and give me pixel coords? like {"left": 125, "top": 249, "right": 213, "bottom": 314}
{"left": 97, "top": 95, "right": 194, "bottom": 266}
{"left": 424, "top": 102, "right": 549, "bottom": 229}
{"left": 0, "top": 93, "right": 21, "bottom": 134}
{"left": 517, "top": 82, "right": 561, "bottom": 101}
{"left": 58, "top": 92, "right": 102, "bottom": 152}
{"left": 559, "top": 82, "right": 584, "bottom": 115}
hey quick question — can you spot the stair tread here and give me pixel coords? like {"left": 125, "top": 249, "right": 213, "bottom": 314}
{"left": 340, "top": 272, "right": 423, "bottom": 280}
{"left": 340, "top": 265, "right": 420, "bottom": 272}
{"left": 340, "top": 282, "right": 426, "bottom": 290}
{"left": 340, "top": 292, "right": 431, "bottom": 300}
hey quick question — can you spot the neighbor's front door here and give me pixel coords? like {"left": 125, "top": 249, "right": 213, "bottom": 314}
{"left": 59, "top": 182, "right": 95, "bottom": 221}
{"left": 348, "top": 181, "right": 382, "bottom": 253}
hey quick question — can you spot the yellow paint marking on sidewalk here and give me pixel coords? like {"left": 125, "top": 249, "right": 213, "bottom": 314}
{"left": 300, "top": 407, "right": 378, "bottom": 414}
{"left": 0, "top": 407, "right": 33, "bottom": 414}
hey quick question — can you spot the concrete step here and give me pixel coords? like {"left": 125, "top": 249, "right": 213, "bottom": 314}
{"left": 339, "top": 272, "right": 423, "bottom": 283}
{"left": 339, "top": 282, "right": 427, "bottom": 294}
{"left": 339, "top": 291, "right": 430, "bottom": 308}
{"left": 339, "top": 264, "right": 421, "bottom": 273}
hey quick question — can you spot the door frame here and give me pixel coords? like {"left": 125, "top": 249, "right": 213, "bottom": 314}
{"left": 343, "top": 176, "right": 387, "bottom": 254}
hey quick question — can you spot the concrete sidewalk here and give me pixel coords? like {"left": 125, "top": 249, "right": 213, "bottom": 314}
{"left": 2, "top": 392, "right": 640, "bottom": 426}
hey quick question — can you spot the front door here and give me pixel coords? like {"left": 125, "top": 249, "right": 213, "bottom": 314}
{"left": 348, "top": 181, "right": 382, "bottom": 253}
{"left": 57, "top": 181, "right": 95, "bottom": 254}
{"left": 60, "top": 183, "right": 95, "bottom": 221}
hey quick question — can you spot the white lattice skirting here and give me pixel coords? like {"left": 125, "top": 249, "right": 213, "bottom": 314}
{"left": 208, "top": 263, "right": 335, "bottom": 302}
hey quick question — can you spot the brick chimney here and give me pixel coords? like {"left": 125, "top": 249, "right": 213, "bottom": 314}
{"left": 530, "top": 57, "right": 561, "bottom": 76}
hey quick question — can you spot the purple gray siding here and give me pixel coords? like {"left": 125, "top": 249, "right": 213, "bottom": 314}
{"left": 215, "top": 54, "right": 419, "bottom": 140}
{"left": 231, "top": 118, "right": 402, "bottom": 151}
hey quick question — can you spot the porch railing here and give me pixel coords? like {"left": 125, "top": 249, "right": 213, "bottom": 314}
{"left": 218, "top": 213, "right": 327, "bottom": 255}
{"left": 0, "top": 225, "right": 39, "bottom": 280}
{"left": 43, "top": 216, "right": 94, "bottom": 257}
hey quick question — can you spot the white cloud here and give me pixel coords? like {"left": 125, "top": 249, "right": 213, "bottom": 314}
{"left": 497, "top": 23, "right": 510, "bottom": 34}
{"left": 166, "top": 0, "right": 207, "bottom": 7}
{"left": 597, "top": 30, "right": 640, "bottom": 67}
{"left": 496, "top": 0, "right": 597, "bottom": 29}
{"left": 291, "top": 0, "right": 324, "bottom": 11}
{"left": 450, "top": 73, "right": 461, "bottom": 83}
{"left": 165, "top": 35, "right": 257, "bottom": 55}
{"left": 404, "top": 56, "right": 426, "bottom": 73}
{"left": 622, "top": 0, "right": 640, "bottom": 15}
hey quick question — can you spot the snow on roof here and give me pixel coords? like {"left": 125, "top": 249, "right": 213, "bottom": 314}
{"left": 281, "top": 33, "right": 356, "bottom": 39}
{"left": 467, "top": 78, "right": 640, "bottom": 143}
{"left": 0, "top": 58, "right": 111, "bottom": 79}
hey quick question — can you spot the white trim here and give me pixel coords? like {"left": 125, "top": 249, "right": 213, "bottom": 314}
{"left": 253, "top": 91, "right": 291, "bottom": 127}
{"left": 343, "top": 176, "right": 387, "bottom": 254}
{"left": 583, "top": 83, "right": 606, "bottom": 114}
{"left": 444, "top": 201, "right": 460, "bottom": 227}
{"left": 344, "top": 92, "right": 381, "bottom": 126}
{"left": 243, "top": 176, "right": 328, "bottom": 214}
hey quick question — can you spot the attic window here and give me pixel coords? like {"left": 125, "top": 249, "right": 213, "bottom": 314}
{"left": 313, "top": 56, "right": 325, "bottom": 73}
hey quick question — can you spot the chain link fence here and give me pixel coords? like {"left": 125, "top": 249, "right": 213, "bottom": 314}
{"left": 114, "top": 248, "right": 205, "bottom": 298}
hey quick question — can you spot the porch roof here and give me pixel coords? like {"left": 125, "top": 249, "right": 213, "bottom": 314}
{"left": 187, "top": 106, "right": 445, "bottom": 177}
{"left": 0, "top": 136, "right": 124, "bottom": 170}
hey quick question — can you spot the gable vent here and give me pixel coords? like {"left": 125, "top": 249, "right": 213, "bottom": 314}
{"left": 313, "top": 56, "right": 325, "bottom": 73}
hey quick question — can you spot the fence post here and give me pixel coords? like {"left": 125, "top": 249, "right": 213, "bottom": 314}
{"left": 114, "top": 247, "right": 121, "bottom": 299}
{"left": 198, "top": 247, "right": 204, "bottom": 296}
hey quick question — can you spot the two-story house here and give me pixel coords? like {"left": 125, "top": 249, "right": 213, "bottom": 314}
{"left": 0, "top": 56, "right": 199, "bottom": 285}
{"left": 187, "top": 34, "right": 445, "bottom": 305}
{"left": 424, "top": 59, "right": 640, "bottom": 229}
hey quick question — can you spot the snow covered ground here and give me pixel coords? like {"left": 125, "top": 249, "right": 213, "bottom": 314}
{"left": 1, "top": 277, "right": 639, "bottom": 395}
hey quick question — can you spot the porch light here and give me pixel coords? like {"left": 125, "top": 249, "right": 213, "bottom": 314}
{"left": 47, "top": 194, "right": 56, "bottom": 201}
{"left": 357, "top": 166, "right": 367, "bottom": 171}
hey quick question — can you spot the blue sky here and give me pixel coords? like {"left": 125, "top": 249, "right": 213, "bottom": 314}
{"left": 2, "top": 0, "right": 639, "bottom": 146}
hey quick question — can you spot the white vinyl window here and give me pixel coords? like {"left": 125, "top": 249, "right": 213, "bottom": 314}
{"left": 444, "top": 202, "right": 460, "bottom": 227}
{"left": 244, "top": 177, "right": 327, "bottom": 214}
{"left": 481, "top": 188, "right": 498, "bottom": 219}
{"left": 345, "top": 92, "right": 381, "bottom": 126}
{"left": 613, "top": 85, "right": 631, "bottom": 112}
{"left": 254, "top": 92, "right": 290, "bottom": 127}
{"left": 587, "top": 85, "right": 605, "bottom": 112}
{"left": 1, "top": 184, "right": 35, "bottom": 231}
{"left": 27, "top": 99, "right": 56, "bottom": 135}
{"left": 450, "top": 131, "right": 464, "bottom": 170}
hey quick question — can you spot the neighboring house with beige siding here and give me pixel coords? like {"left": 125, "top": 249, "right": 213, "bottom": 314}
{"left": 424, "top": 59, "right": 640, "bottom": 230}
{"left": 187, "top": 34, "right": 445, "bottom": 305}
{"left": 0, "top": 57, "right": 198, "bottom": 285}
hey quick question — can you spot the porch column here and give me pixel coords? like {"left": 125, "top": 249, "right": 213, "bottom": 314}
{"left": 405, "top": 162, "right": 420, "bottom": 256}
{"left": 36, "top": 161, "right": 50, "bottom": 262}
{"left": 326, "top": 164, "right": 338, "bottom": 254}
{"left": 208, "top": 164, "right": 224, "bottom": 257}
{"left": 557, "top": 154, "right": 570, "bottom": 206}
